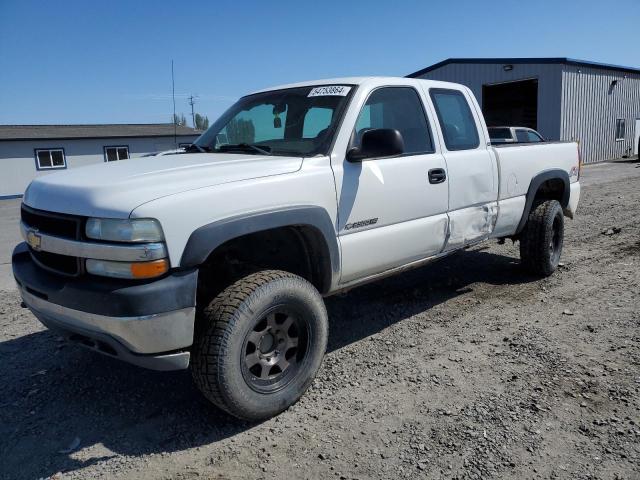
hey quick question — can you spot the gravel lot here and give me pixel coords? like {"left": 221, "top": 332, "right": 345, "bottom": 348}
{"left": 1, "top": 161, "right": 639, "bottom": 480}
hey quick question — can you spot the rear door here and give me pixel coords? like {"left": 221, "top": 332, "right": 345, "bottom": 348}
{"left": 335, "top": 85, "right": 449, "bottom": 284}
{"left": 426, "top": 87, "right": 499, "bottom": 250}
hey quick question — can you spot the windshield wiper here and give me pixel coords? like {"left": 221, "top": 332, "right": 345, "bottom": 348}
{"left": 217, "top": 143, "right": 272, "bottom": 155}
{"left": 183, "top": 144, "right": 211, "bottom": 153}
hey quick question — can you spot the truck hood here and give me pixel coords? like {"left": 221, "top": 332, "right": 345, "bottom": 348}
{"left": 23, "top": 153, "right": 303, "bottom": 218}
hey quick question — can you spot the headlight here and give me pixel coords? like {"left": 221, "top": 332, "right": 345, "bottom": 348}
{"left": 85, "top": 218, "right": 164, "bottom": 242}
{"left": 86, "top": 259, "right": 169, "bottom": 279}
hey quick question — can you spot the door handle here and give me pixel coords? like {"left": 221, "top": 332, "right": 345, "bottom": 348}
{"left": 428, "top": 168, "right": 447, "bottom": 184}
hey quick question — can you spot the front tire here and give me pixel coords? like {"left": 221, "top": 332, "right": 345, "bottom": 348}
{"left": 519, "top": 199, "right": 564, "bottom": 276}
{"left": 191, "top": 270, "right": 328, "bottom": 421}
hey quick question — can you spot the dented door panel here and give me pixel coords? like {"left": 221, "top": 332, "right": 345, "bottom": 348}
{"left": 445, "top": 202, "right": 499, "bottom": 251}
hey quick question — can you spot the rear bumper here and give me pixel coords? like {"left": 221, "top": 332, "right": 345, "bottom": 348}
{"left": 12, "top": 242, "right": 197, "bottom": 370}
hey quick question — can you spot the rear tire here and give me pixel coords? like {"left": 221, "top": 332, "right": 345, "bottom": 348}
{"left": 191, "top": 270, "right": 328, "bottom": 421}
{"left": 519, "top": 199, "right": 564, "bottom": 276}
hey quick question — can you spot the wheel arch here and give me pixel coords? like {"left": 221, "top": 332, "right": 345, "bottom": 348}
{"left": 180, "top": 206, "right": 339, "bottom": 295}
{"left": 515, "top": 169, "right": 570, "bottom": 235}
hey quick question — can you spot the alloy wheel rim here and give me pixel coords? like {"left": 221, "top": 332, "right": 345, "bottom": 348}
{"left": 241, "top": 307, "right": 309, "bottom": 393}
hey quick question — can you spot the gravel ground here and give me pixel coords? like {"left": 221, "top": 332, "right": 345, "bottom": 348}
{"left": 1, "top": 161, "right": 639, "bottom": 480}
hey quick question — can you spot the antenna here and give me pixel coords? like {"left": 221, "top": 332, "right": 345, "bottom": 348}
{"left": 171, "top": 60, "right": 177, "bottom": 148}
{"left": 188, "top": 95, "right": 199, "bottom": 129}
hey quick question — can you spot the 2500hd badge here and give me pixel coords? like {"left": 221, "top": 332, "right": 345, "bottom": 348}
{"left": 344, "top": 218, "right": 379, "bottom": 230}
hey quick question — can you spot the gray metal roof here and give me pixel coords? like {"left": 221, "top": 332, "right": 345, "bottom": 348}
{"left": 0, "top": 124, "right": 202, "bottom": 141}
{"left": 407, "top": 57, "right": 640, "bottom": 78}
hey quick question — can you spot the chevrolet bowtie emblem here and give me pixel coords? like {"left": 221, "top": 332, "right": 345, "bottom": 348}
{"left": 26, "top": 229, "right": 42, "bottom": 251}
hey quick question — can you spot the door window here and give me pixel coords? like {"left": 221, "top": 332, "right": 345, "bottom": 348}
{"left": 526, "top": 130, "right": 544, "bottom": 142}
{"left": 515, "top": 129, "right": 529, "bottom": 143}
{"left": 430, "top": 89, "right": 480, "bottom": 151}
{"left": 352, "top": 87, "right": 433, "bottom": 155}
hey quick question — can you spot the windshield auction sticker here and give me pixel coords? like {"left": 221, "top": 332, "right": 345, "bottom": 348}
{"left": 308, "top": 86, "right": 351, "bottom": 97}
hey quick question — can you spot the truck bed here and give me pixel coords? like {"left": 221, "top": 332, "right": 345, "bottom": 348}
{"left": 492, "top": 141, "right": 579, "bottom": 202}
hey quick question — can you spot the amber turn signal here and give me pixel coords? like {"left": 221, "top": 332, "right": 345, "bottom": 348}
{"left": 130, "top": 259, "right": 169, "bottom": 279}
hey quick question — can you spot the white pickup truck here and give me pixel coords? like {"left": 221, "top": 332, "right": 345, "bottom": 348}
{"left": 13, "top": 77, "right": 581, "bottom": 420}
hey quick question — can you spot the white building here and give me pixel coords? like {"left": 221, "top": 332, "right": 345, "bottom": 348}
{"left": 408, "top": 58, "right": 640, "bottom": 163}
{"left": 0, "top": 124, "right": 201, "bottom": 198}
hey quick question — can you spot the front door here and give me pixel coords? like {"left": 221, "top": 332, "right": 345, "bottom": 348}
{"left": 334, "top": 86, "right": 449, "bottom": 284}
{"left": 635, "top": 119, "right": 640, "bottom": 157}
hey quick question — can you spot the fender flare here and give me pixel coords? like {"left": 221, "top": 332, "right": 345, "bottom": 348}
{"left": 515, "top": 169, "right": 570, "bottom": 234}
{"left": 179, "top": 206, "right": 339, "bottom": 289}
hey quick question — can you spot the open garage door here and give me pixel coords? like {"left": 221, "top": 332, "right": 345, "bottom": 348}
{"left": 482, "top": 79, "right": 538, "bottom": 130}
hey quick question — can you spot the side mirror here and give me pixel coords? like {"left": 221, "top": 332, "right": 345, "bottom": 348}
{"left": 347, "top": 128, "right": 404, "bottom": 162}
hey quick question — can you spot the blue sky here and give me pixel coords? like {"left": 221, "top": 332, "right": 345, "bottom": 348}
{"left": 0, "top": 0, "right": 638, "bottom": 126}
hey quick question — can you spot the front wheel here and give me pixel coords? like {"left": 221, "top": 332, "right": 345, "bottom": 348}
{"left": 191, "top": 270, "right": 328, "bottom": 421}
{"left": 519, "top": 199, "right": 564, "bottom": 276}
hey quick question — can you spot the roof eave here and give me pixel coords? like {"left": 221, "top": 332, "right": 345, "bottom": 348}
{"left": 407, "top": 57, "right": 640, "bottom": 77}
{"left": 0, "top": 133, "right": 200, "bottom": 142}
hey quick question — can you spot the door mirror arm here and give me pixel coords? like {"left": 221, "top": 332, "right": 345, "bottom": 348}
{"left": 346, "top": 147, "right": 364, "bottom": 162}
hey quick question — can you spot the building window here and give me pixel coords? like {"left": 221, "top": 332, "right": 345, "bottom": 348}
{"left": 104, "top": 146, "right": 129, "bottom": 162}
{"left": 615, "top": 119, "right": 626, "bottom": 141}
{"left": 34, "top": 148, "right": 66, "bottom": 170}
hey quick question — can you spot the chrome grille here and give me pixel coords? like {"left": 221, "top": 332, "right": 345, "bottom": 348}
{"left": 21, "top": 205, "right": 83, "bottom": 276}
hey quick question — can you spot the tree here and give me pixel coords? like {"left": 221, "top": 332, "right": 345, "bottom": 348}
{"left": 226, "top": 118, "right": 255, "bottom": 144}
{"left": 172, "top": 113, "right": 187, "bottom": 126}
{"left": 195, "top": 113, "right": 210, "bottom": 130}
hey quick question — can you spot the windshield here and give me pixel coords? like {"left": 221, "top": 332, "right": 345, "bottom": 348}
{"left": 194, "top": 85, "right": 355, "bottom": 157}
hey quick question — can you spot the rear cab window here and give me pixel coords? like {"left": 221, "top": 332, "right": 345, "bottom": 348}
{"left": 429, "top": 89, "right": 480, "bottom": 151}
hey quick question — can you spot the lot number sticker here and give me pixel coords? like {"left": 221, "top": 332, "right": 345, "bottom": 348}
{"left": 308, "top": 86, "right": 351, "bottom": 97}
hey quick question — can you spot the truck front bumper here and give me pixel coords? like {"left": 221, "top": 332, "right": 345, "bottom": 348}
{"left": 12, "top": 243, "right": 198, "bottom": 371}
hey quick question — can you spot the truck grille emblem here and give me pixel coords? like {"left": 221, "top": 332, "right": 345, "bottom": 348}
{"left": 26, "top": 229, "right": 42, "bottom": 251}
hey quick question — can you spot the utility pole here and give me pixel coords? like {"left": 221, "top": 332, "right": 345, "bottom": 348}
{"left": 171, "top": 60, "right": 177, "bottom": 148}
{"left": 188, "top": 95, "right": 198, "bottom": 129}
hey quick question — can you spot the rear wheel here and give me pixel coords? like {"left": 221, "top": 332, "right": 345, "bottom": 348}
{"left": 191, "top": 270, "right": 328, "bottom": 421}
{"left": 519, "top": 199, "right": 564, "bottom": 276}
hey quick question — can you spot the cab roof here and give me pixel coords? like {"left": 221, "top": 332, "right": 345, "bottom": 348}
{"left": 249, "top": 76, "right": 464, "bottom": 95}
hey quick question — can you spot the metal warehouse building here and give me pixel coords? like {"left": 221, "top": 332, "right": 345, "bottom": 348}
{"left": 0, "top": 124, "right": 200, "bottom": 198}
{"left": 408, "top": 58, "right": 640, "bottom": 164}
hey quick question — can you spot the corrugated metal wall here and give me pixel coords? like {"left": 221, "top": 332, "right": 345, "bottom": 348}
{"left": 415, "top": 61, "right": 640, "bottom": 163}
{"left": 561, "top": 65, "right": 640, "bottom": 163}
{"left": 415, "top": 63, "right": 563, "bottom": 141}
